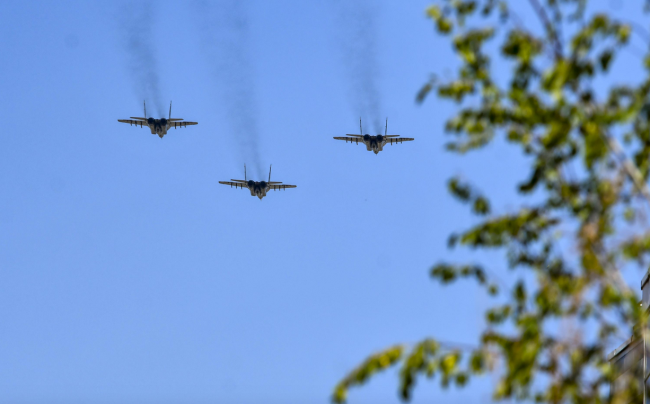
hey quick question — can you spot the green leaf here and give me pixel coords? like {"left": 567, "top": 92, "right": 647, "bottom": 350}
{"left": 333, "top": 345, "right": 404, "bottom": 403}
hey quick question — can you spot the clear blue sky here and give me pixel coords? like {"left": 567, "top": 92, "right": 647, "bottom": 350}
{"left": 0, "top": 1, "right": 645, "bottom": 403}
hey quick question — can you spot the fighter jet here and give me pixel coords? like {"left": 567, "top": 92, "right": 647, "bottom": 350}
{"left": 219, "top": 165, "right": 297, "bottom": 200}
{"left": 334, "top": 119, "right": 414, "bottom": 154}
{"left": 118, "top": 101, "right": 198, "bottom": 138}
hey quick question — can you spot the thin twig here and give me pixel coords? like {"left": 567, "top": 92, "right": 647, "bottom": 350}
{"left": 527, "top": 0, "right": 564, "bottom": 60}
{"left": 604, "top": 133, "right": 650, "bottom": 205}
{"left": 508, "top": 8, "right": 556, "bottom": 61}
{"left": 587, "top": 242, "right": 633, "bottom": 296}
{"left": 436, "top": 339, "right": 478, "bottom": 352}
{"left": 556, "top": 163, "right": 634, "bottom": 296}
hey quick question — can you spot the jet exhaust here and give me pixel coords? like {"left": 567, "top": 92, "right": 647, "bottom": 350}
{"left": 331, "top": 0, "right": 384, "bottom": 134}
{"left": 193, "top": 0, "right": 264, "bottom": 178}
{"left": 117, "top": 1, "right": 165, "bottom": 117}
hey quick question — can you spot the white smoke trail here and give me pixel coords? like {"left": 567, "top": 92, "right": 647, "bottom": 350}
{"left": 117, "top": 1, "right": 165, "bottom": 117}
{"left": 193, "top": 0, "right": 264, "bottom": 179}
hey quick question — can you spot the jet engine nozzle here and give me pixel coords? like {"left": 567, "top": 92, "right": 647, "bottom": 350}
{"left": 376, "top": 135, "right": 384, "bottom": 142}
{"left": 160, "top": 118, "right": 168, "bottom": 125}
{"left": 147, "top": 117, "right": 155, "bottom": 125}
{"left": 247, "top": 180, "right": 255, "bottom": 188}
{"left": 363, "top": 134, "right": 371, "bottom": 141}
{"left": 259, "top": 181, "right": 267, "bottom": 188}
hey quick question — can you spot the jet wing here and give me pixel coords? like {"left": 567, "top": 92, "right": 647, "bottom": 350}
{"left": 387, "top": 137, "right": 414, "bottom": 145}
{"left": 333, "top": 136, "right": 363, "bottom": 144}
{"left": 118, "top": 119, "right": 148, "bottom": 128}
{"left": 219, "top": 181, "right": 248, "bottom": 189}
{"left": 170, "top": 121, "right": 198, "bottom": 129}
{"left": 269, "top": 184, "right": 297, "bottom": 190}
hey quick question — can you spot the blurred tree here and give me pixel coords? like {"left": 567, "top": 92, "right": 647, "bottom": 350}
{"left": 333, "top": 0, "right": 650, "bottom": 403}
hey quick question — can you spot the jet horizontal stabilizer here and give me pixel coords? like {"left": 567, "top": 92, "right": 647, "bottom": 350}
{"left": 130, "top": 117, "right": 147, "bottom": 120}
{"left": 345, "top": 134, "right": 363, "bottom": 137}
{"left": 168, "top": 118, "right": 184, "bottom": 121}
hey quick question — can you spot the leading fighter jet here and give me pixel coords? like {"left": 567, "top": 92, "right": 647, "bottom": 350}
{"left": 219, "top": 165, "right": 296, "bottom": 200}
{"left": 334, "top": 119, "right": 414, "bottom": 154}
{"left": 118, "top": 101, "right": 198, "bottom": 138}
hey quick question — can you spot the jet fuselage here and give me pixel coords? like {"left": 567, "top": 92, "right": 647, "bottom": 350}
{"left": 146, "top": 117, "right": 170, "bottom": 138}
{"left": 247, "top": 180, "right": 269, "bottom": 200}
{"left": 361, "top": 134, "right": 387, "bottom": 154}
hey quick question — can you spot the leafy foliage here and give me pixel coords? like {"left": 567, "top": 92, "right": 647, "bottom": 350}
{"left": 334, "top": 0, "right": 650, "bottom": 402}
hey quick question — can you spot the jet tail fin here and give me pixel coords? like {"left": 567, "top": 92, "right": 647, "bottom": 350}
{"left": 244, "top": 164, "right": 247, "bottom": 181}
{"left": 144, "top": 100, "right": 147, "bottom": 119}
{"left": 359, "top": 117, "right": 362, "bottom": 135}
{"left": 268, "top": 165, "right": 272, "bottom": 183}
{"left": 169, "top": 101, "right": 172, "bottom": 120}
{"left": 385, "top": 118, "right": 388, "bottom": 136}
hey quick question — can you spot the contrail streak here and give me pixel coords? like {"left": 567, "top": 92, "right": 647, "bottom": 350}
{"left": 117, "top": 1, "right": 165, "bottom": 117}
{"left": 193, "top": 0, "right": 263, "bottom": 178}
{"left": 332, "top": 0, "right": 384, "bottom": 134}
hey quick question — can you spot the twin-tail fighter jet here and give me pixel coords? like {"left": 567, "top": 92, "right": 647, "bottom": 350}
{"left": 118, "top": 101, "right": 198, "bottom": 138}
{"left": 334, "top": 119, "right": 414, "bottom": 154}
{"left": 219, "top": 165, "right": 297, "bottom": 200}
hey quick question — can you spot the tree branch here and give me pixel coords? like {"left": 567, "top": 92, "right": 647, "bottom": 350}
{"left": 604, "top": 133, "right": 650, "bottom": 205}
{"left": 527, "top": 0, "right": 563, "bottom": 60}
